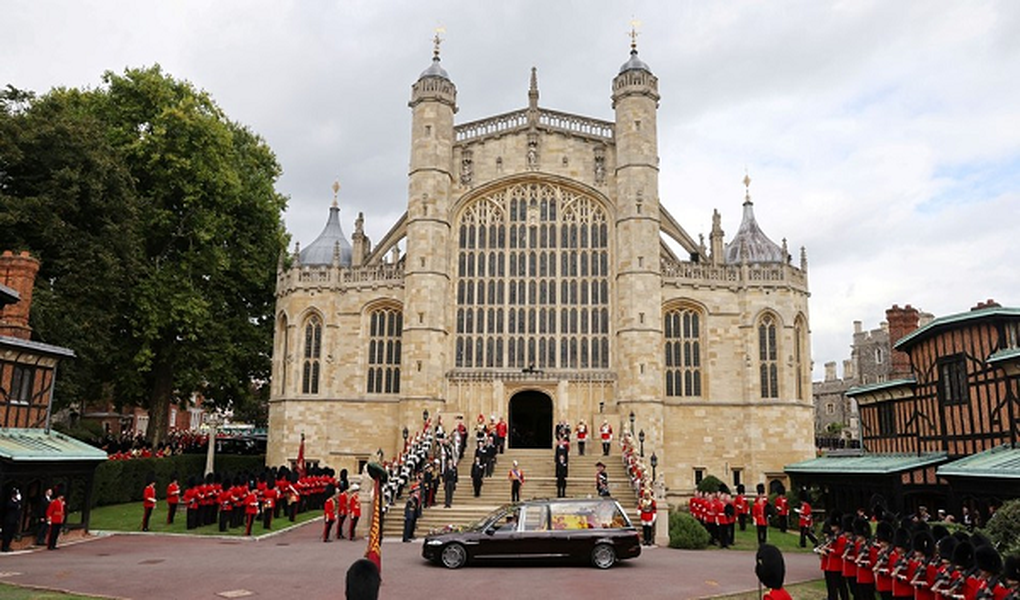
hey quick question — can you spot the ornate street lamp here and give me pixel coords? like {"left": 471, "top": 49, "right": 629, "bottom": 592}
{"left": 650, "top": 452, "right": 658, "bottom": 482}
{"left": 402, "top": 426, "right": 409, "bottom": 442}
{"left": 599, "top": 401, "right": 604, "bottom": 414}
{"left": 638, "top": 429, "right": 645, "bottom": 457}
{"left": 423, "top": 409, "right": 429, "bottom": 424}
{"left": 629, "top": 411, "right": 635, "bottom": 434}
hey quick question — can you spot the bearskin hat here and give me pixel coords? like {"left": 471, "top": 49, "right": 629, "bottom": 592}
{"left": 853, "top": 517, "right": 871, "bottom": 538}
{"left": 952, "top": 541, "right": 975, "bottom": 570}
{"left": 842, "top": 514, "right": 855, "bottom": 533}
{"left": 876, "top": 521, "right": 895, "bottom": 543}
{"left": 325, "top": 484, "right": 336, "bottom": 498}
{"left": 1003, "top": 555, "right": 1020, "bottom": 583}
{"left": 913, "top": 531, "right": 935, "bottom": 558}
{"left": 937, "top": 536, "right": 958, "bottom": 562}
{"left": 757, "top": 483, "right": 766, "bottom": 495}
{"left": 894, "top": 527, "right": 911, "bottom": 550}
{"left": 971, "top": 533, "right": 992, "bottom": 549}
{"left": 931, "top": 524, "right": 949, "bottom": 541}
{"left": 975, "top": 545, "right": 1003, "bottom": 575}
{"left": 755, "top": 544, "right": 786, "bottom": 590}
{"left": 719, "top": 483, "right": 731, "bottom": 495}
{"left": 737, "top": 484, "right": 746, "bottom": 495}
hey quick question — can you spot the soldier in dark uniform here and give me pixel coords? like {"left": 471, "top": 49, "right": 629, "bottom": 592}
{"left": 2, "top": 487, "right": 23, "bottom": 552}
{"left": 555, "top": 454, "right": 568, "bottom": 498}
{"left": 442, "top": 461, "right": 458, "bottom": 508}
{"left": 35, "top": 487, "right": 52, "bottom": 546}
{"left": 595, "top": 462, "right": 609, "bottom": 497}
{"left": 402, "top": 486, "right": 420, "bottom": 542}
{"left": 471, "top": 456, "right": 485, "bottom": 497}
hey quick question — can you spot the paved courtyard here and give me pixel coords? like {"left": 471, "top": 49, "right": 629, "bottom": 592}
{"left": 0, "top": 521, "right": 821, "bottom": 599}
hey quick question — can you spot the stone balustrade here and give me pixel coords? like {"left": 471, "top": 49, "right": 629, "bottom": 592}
{"left": 661, "top": 260, "right": 808, "bottom": 290}
{"left": 276, "top": 263, "right": 404, "bottom": 294}
{"left": 455, "top": 108, "right": 615, "bottom": 144}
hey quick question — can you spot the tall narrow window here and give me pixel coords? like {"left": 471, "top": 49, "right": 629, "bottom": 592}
{"left": 794, "top": 317, "right": 806, "bottom": 400}
{"left": 759, "top": 314, "right": 779, "bottom": 398}
{"left": 302, "top": 316, "right": 322, "bottom": 395}
{"left": 664, "top": 307, "right": 702, "bottom": 397}
{"left": 937, "top": 355, "right": 968, "bottom": 406}
{"left": 367, "top": 307, "right": 403, "bottom": 394}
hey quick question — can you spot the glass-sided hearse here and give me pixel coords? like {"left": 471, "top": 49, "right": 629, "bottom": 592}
{"left": 422, "top": 498, "right": 642, "bottom": 569}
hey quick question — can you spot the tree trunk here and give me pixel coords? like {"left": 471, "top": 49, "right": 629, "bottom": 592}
{"left": 145, "top": 356, "right": 173, "bottom": 447}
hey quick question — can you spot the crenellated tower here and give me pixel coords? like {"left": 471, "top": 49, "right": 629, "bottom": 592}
{"left": 611, "top": 30, "right": 665, "bottom": 449}
{"left": 402, "top": 33, "right": 458, "bottom": 417}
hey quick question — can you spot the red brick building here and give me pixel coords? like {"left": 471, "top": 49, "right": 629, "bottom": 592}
{"left": 787, "top": 301, "right": 1020, "bottom": 519}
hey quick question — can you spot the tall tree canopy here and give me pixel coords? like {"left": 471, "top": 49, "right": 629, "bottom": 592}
{"left": 0, "top": 67, "right": 288, "bottom": 443}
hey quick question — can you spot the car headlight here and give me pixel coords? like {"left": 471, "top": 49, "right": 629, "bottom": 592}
{"left": 426, "top": 539, "right": 444, "bottom": 546}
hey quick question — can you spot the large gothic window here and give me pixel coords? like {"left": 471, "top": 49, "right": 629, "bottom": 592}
{"left": 664, "top": 307, "right": 702, "bottom": 397}
{"left": 367, "top": 307, "right": 402, "bottom": 394}
{"left": 759, "top": 314, "right": 779, "bottom": 399}
{"left": 455, "top": 182, "right": 610, "bottom": 370}
{"left": 794, "top": 316, "right": 807, "bottom": 400}
{"left": 302, "top": 315, "right": 322, "bottom": 395}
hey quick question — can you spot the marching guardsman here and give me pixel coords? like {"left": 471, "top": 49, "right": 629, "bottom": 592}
{"left": 1001, "top": 556, "right": 1019, "bottom": 599}
{"left": 184, "top": 477, "right": 199, "bottom": 530}
{"left": 45, "top": 486, "right": 66, "bottom": 550}
{"left": 166, "top": 475, "right": 181, "bottom": 525}
{"left": 756, "top": 544, "right": 793, "bottom": 600}
{"left": 734, "top": 484, "right": 749, "bottom": 532}
{"left": 796, "top": 491, "right": 815, "bottom": 548}
{"left": 888, "top": 527, "right": 911, "bottom": 600}
{"left": 243, "top": 484, "right": 259, "bottom": 536}
{"left": 852, "top": 518, "right": 876, "bottom": 600}
{"left": 818, "top": 512, "right": 847, "bottom": 600}
{"left": 347, "top": 484, "right": 361, "bottom": 541}
{"left": 973, "top": 545, "right": 1003, "bottom": 600}
{"left": 775, "top": 491, "right": 790, "bottom": 533}
{"left": 336, "top": 486, "right": 349, "bottom": 539}
{"left": 141, "top": 475, "right": 157, "bottom": 531}
{"left": 262, "top": 480, "right": 277, "bottom": 530}
{"left": 218, "top": 479, "right": 234, "bottom": 532}
{"left": 639, "top": 488, "right": 657, "bottom": 546}
{"left": 753, "top": 484, "right": 769, "bottom": 545}
{"left": 599, "top": 420, "right": 613, "bottom": 456}
{"left": 322, "top": 484, "right": 336, "bottom": 542}
{"left": 872, "top": 521, "right": 896, "bottom": 600}
{"left": 839, "top": 514, "right": 859, "bottom": 600}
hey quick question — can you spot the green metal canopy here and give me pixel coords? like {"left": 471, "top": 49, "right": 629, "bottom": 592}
{"left": 785, "top": 452, "right": 947, "bottom": 475}
{"left": 0, "top": 428, "right": 107, "bottom": 462}
{"left": 937, "top": 445, "right": 1020, "bottom": 479}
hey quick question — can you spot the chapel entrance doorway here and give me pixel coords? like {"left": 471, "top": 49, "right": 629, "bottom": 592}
{"left": 508, "top": 391, "right": 553, "bottom": 449}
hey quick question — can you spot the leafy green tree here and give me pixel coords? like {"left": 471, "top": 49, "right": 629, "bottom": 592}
{"left": 0, "top": 67, "right": 288, "bottom": 443}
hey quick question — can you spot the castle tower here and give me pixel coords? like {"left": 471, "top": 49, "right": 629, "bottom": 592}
{"left": 402, "top": 33, "right": 458, "bottom": 419}
{"left": 611, "top": 31, "right": 665, "bottom": 449}
{"left": 0, "top": 250, "right": 40, "bottom": 340}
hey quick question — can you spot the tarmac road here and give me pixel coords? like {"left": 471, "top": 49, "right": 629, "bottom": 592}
{"left": 0, "top": 521, "right": 821, "bottom": 599}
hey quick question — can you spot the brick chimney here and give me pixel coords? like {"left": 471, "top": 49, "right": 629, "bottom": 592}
{"left": 0, "top": 250, "right": 41, "bottom": 340}
{"left": 885, "top": 304, "right": 920, "bottom": 377}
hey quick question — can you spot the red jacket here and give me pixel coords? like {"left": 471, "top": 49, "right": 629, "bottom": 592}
{"left": 348, "top": 493, "right": 361, "bottom": 517}
{"left": 47, "top": 497, "right": 66, "bottom": 525}
{"left": 324, "top": 497, "right": 336, "bottom": 521}
{"left": 143, "top": 484, "right": 157, "bottom": 508}
{"left": 166, "top": 482, "right": 180, "bottom": 505}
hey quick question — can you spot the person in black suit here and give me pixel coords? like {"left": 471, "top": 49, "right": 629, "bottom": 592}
{"left": 555, "top": 455, "right": 568, "bottom": 498}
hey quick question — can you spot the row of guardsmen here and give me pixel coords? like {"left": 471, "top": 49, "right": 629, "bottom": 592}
{"left": 814, "top": 510, "right": 1019, "bottom": 600}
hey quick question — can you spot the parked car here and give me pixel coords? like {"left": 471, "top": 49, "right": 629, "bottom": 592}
{"left": 422, "top": 497, "right": 641, "bottom": 569}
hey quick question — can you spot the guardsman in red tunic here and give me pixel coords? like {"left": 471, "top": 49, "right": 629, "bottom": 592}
{"left": 873, "top": 522, "right": 896, "bottom": 600}
{"left": 336, "top": 487, "right": 349, "bottom": 540}
{"left": 972, "top": 545, "right": 1004, "bottom": 600}
{"left": 734, "top": 484, "right": 749, "bottom": 531}
{"left": 218, "top": 481, "right": 234, "bottom": 532}
{"left": 775, "top": 492, "right": 790, "bottom": 533}
{"left": 262, "top": 481, "right": 277, "bottom": 530}
{"left": 839, "top": 515, "right": 859, "bottom": 600}
{"left": 244, "top": 486, "right": 259, "bottom": 536}
{"left": 322, "top": 484, "right": 337, "bottom": 542}
{"left": 889, "top": 527, "right": 912, "bottom": 600}
{"left": 753, "top": 483, "right": 769, "bottom": 545}
{"left": 142, "top": 477, "right": 157, "bottom": 531}
{"left": 796, "top": 493, "right": 815, "bottom": 548}
{"left": 576, "top": 420, "right": 588, "bottom": 456}
{"left": 184, "top": 477, "right": 199, "bottom": 530}
{"left": 45, "top": 487, "right": 66, "bottom": 550}
{"left": 347, "top": 485, "right": 361, "bottom": 541}
{"left": 852, "top": 518, "right": 877, "bottom": 600}
{"left": 756, "top": 544, "right": 793, "bottom": 600}
{"left": 166, "top": 476, "right": 181, "bottom": 525}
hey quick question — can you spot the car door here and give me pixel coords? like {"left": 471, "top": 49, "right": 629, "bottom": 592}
{"left": 472, "top": 507, "right": 521, "bottom": 559}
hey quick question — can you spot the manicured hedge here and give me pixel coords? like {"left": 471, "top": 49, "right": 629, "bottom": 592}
{"left": 89, "top": 454, "right": 266, "bottom": 508}
{"left": 668, "top": 509, "right": 711, "bottom": 549}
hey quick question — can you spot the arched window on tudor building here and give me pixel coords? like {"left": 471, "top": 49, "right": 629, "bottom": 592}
{"left": 367, "top": 307, "right": 402, "bottom": 394}
{"left": 759, "top": 314, "right": 779, "bottom": 399}
{"left": 664, "top": 306, "right": 702, "bottom": 397}
{"left": 302, "top": 315, "right": 322, "bottom": 395}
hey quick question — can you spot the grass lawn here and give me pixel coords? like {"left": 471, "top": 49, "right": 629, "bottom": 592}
{"left": 727, "top": 523, "right": 819, "bottom": 554}
{"left": 73, "top": 501, "right": 321, "bottom": 537}
{"left": 0, "top": 583, "right": 105, "bottom": 599}
{"left": 712, "top": 579, "right": 827, "bottom": 599}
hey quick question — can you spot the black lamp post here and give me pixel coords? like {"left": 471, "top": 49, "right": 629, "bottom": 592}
{"left": 650, "top": 452, "right": 658, "bottom": 482}
{"left": 376, "top": 448, "right": 384, "bottom": 462}
{"left": 423, "top": 409, "right": 429, "bottom": 424}
{"left": 599, "top": 401, "right": 604, "bottom": 414}
{"left": 638, "top": 429, "right": 645, "bottom": 457}
{"left": 629, "top": 411, "right": 635, "bottom": 434}
{"left": 402, "top": 426, "right": 409, "bottom": 443}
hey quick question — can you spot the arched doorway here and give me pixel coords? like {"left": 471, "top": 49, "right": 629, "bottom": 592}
{"left": 509, "top": 391, "right": 553, "bottom": 448}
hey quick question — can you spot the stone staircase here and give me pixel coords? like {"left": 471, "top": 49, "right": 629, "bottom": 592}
{"left": 381, "top": 447, "right": 641, "bottom": 539}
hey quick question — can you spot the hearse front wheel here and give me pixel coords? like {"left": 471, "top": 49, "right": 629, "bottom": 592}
{"left": 591, "top": 543, "right": 616, "bottom": 569}
{"left": 441, "top": 543, "right": 468, "bottom": 569}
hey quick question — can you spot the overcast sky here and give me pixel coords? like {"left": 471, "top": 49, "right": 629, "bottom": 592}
{"left": 4, "top": 1, "right": 1019, "bottom": 379}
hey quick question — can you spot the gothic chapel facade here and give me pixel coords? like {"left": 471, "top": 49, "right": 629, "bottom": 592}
{"left": 268, "top": 40, "right": 815, "bottom": 500}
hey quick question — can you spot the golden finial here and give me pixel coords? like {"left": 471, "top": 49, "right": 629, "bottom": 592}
{"left": 743, "top": 169, "right": 752, "bottom": 203}
{"left": 433, "top": 26, "right": 446, "bottom": 59}
{"left": 332, "top": 179, "right": 340, "bottom": 208}
{"left": 629, "top": 18, "right": 642, "bottom": 51}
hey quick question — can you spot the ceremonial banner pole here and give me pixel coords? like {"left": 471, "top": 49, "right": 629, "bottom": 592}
{"left": 364, "top": 462, "right": 388, "bottom": 573}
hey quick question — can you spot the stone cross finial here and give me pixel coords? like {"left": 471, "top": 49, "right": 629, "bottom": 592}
{"left": 743, "top": 170, "right": 752, "bottom": 204}
{"left": 332, "top": 180, "right": 340, "bottom": 208}
{"left": 433, "top": 26, "right": 445, "bottom": 59}
{"left": 629, "top": 19, "right": 642, "bottom": 51}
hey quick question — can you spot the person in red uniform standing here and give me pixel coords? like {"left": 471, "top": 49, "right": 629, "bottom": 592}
{"left": 141, "top": 476, "right": 157, "bottom": 531}
{"left": 262, "top": 480, "right": 277, "bottom": 530}
{"left": 775, "top": 492, "right": 790, "bottom": 534}
{"left": 753, "top": 484, "right": 770, "bottom": 546}
{"left": 45, "top": 486, "right": 66, "bottom": 550}
{"left": 910, "top": 530, "right": 937, "bottom": 600}
{"left": 734, "top": 484, "right": 749, "bottom": 532}
{"left": 495, "top": 417, "right": 508, "bottom": 454}
{"left": 599, "top": 420, "right": 613, "bottom": 456}
{"left": 218, "top": 480, "right": 234, "bottom": 532}
{"left": 166, "top": 475, "right": 181, "bottom": 525}
{"left": 873, "top": 522, "right": 896, "bottom": 600}
{"left": 852, "top": 518, "right": 876, "bottom": 600}
{"left": 244, "top": 484, "right": 259, "bottom": 536}
{"left": 888, "top": 527, "right": 912, "bottom": 600}
{"left": 347, "top": 485, "right": 361, "bottom": 541}
{"left": 639, "top": 489, "right": 657, "bottom": 546}
{"left": 797, "top": 492, "right": 816, "bottom": 548}
{"left": 336, "top": 486, "right": 349, "bottom": 540}
{"left": 819, "top": 512, "right": 847, "bottom": 600}
{"left": 322, "top": 484, "right": 336, "bottom": 542}
{"left": 576, "top": 420, "right": 588, "bottom": 456}
{"left": 757, "top": 544, "right": 793, "bottom": 600}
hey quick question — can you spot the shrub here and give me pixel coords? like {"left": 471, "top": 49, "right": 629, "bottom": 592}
{"left": 984, "top": 499, "right": 1020, "bottom": 556}
{"left": 669, "top": 510, "right": 711, "bottom": 550}
{"left": 696, "top": 475, "right": 724, "bottom": 494}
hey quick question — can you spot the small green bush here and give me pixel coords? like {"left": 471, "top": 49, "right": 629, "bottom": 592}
{"left": 696, "top": 474, "right": 724, "bottom": 494}
{"left": 669, "top": 510, "right": 711, "bottom": 550}
{"left": 984, "top": 499, "right": 1020, "bottom": 557}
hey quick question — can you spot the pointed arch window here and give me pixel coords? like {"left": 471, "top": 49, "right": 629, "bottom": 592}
{"left": 367, "top": 307, "right": 402, "bottom": 394}
{"left": 302, "top": 316, "right": 322, "bottom": 394}
{"left": 759, "top": 314, "right": 779, "bottom": 399}
{"left": 794, "top": 317, "right": 807, "bottom": 400}
{"left": 664, "top": 307, "right": 702, "bottom": 397}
